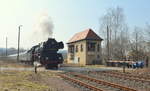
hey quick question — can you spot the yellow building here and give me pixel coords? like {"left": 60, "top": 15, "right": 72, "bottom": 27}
{"left": 67, "top": 28, "right": 103, "bottom": 65}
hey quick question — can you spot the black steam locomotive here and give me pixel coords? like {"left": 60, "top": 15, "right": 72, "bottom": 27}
{"left": 27, "top": 38, "right": 64, "bottom": 68}
{"left": 7, "top": 38, "right": 64, "bottom": 68}
{"left": 6, "top": 38, "right": 64, "bottom": 69}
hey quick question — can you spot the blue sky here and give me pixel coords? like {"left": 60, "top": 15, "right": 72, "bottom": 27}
{"left": 0, "top": 0, "right": 150, "bottom": 49}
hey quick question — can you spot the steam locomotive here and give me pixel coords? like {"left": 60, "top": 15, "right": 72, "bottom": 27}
{"left": 28, "top": 38, "right": 64, "bottom": 68}
{"left": 8, "top": 38, "right": 64, "bottom": 69}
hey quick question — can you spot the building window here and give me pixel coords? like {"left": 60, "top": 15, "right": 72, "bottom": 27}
{"left": 81, "top": 44, "right": 83, "bottom": 52}
{"left": 68, "top": 45, "right": 74, "bottom": 53}
{"left": 78, "top": 57, "right": 80, "bottom": 63}
{"left": 76, "top": 45, "right": 78, "bottom": 52}
{"left": 97, "top": 44, "right": 100, "bottom": 52}
{"left": 70, "top": 55, "right": 74, "bottom": 60}
{"left": 87, "top": 42, "right": 96, "bottom": 52}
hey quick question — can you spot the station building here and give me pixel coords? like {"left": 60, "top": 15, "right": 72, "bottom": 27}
{"left": 67, "top": 28, "right": 103, "bottom": 66}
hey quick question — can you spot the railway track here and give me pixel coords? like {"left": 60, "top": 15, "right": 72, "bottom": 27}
{"left": 59, "top": 72, "right": 137, "bottom": 91}
{"left": 103, "top": 71, "right": 150, "bottom": 80}
{"left": 92, "top": 71, "right": 150, "bottom": 83}
{"left": 58, "top": 74, "right": 105, "bottom": 91}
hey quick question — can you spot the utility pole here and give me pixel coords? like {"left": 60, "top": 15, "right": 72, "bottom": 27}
{"left": 17, "top": 25, "right": 22, "bottom": 61}
{"left": 109, "top": 28, "right": 111, "bottom": 59}
{"left": 6, "top": 37, "right": 7, "bottom": 56}
{"left": 135, "top": 32, "right": 138, "bottom": 61}
{"left": 107, "top": 26, "right": 110, "bottom": 61}
{"left": 123, "top": 59, "right": 126, "bottom": 73}
{"left": 123, "top": 50, "right": 127, "bottom": 73}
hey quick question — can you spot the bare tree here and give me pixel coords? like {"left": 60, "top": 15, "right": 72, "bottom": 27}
{"left": 111, "top": 24, "right": 129, "bottom": 60}
{"left": 129, "top": 27, "right": 146, "bottom": 61}
{"left": 99, "top": 6, "right": 129, "bottom": 60}
{"left": 145, "top": 23, "right": 150, "bottom": 42}
{"left": 100, "top": 7, "right": 125, "bottom": 40}
{"left": 144, "top": 23, "right": 150, "bottom": 54}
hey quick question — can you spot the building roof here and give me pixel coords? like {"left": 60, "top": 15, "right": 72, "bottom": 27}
{"left": 68, "top": 28, "right": 103, "bottom": 43}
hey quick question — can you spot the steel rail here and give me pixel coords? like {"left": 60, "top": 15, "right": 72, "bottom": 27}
{"left": 103, "top": 71, "right": 150, "bottom": 80}
{"left": 58, "top": 74, "right": 105, "bottom": 91}
{"left": 97, "top": 71, "right": 150, "bottom": 83}
{"left": 70, "top": 72, "right": 137, "bottom": 91}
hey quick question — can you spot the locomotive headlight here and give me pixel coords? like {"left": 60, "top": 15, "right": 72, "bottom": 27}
{"left": 46, "top": 57, "right": 48, "bottom": 60}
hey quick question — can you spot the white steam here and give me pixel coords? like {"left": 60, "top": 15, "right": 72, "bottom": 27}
{"left": 33, "top": 13, "right": 54, "bottom": 43}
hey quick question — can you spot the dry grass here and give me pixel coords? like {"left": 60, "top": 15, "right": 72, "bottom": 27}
{"left": 0, "top": 71, "right": 58, "bottom": 91}
{"left": 0, "top": 60, "right": 32, "bottom": 68}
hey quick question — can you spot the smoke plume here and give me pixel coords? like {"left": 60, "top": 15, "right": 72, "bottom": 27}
{"left": 33, "top": 12, "right": 54, "bottom": 43}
